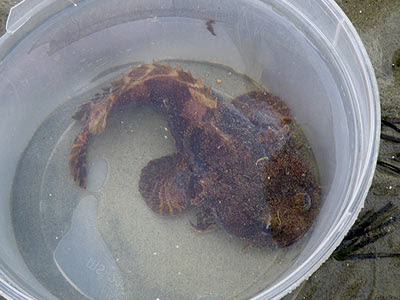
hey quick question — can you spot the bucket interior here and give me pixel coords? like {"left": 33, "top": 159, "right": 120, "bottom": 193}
{"left": 0, "top": 0, "right": 379, "bottom": 299}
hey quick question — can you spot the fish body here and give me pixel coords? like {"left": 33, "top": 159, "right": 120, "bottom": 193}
{"left": 69, "top": 62, "right": 320, "bottom": 247}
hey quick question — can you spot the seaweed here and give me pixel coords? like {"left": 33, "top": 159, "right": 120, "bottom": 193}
{"left": 377, "top": 119, "right": 400, "bottom": 175}
{"left": 333, "top": 202, "right": 400, "bottom": 261}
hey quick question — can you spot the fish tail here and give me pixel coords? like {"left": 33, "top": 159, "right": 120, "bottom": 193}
{"left": 69, "top": 126, "right": 90, "bottom": 188}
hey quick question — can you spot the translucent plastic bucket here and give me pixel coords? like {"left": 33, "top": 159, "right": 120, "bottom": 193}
{"left": 0, "top": 0, "right": 379, "bottom": 300}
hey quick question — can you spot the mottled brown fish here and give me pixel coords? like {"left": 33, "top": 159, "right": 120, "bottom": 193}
{"left": 69, "top": 62, "right": 320, "bottom": 247}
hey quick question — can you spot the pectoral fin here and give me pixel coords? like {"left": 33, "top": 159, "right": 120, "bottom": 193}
{"left": 139, "top": 153, "right": 192, "bottom": 216}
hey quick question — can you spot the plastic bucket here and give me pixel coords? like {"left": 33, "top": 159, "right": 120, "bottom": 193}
{"left": 0, "top": 0, "right": 379, "bottom": 299}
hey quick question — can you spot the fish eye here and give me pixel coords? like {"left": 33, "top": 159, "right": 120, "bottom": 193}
{"left": 294, "top": 192, "right": 312, "bottom": 211}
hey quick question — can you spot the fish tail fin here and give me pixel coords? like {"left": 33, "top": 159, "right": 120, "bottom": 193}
{"left": 69, "top": 126, "right": 90, "bottom": 188}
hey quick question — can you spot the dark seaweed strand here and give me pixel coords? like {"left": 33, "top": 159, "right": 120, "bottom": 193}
{"left": 339, "top": 252, "right": 400, "bottom": 260}
{"left": 382, "top": 117, "right": 400, "bottom": 125}
{"left": 333, "top": 202, "right": 399, "bottom": 261}
{"left": 377, "top": 161, "right": 400, "bottom": 175}
{"left": 333, "top": 225, "right": 397, "bottom": 261}
{"left": 381, "top": 133, "right": 400, "bottom": 143}
{"left": 382, "top": 119, "right": 400, "bottom": 133}
{"left": 334, "top": 216, "right": 397, "bottom": 258}
{"left": 333, "top": 232, "right": 392, "bottom": 261}
{"left": 345, "top": 203, "right": 398, "bottom": 243}
{"left": 379, "top": 119, "right": 400, "bottom": 171}
{"left": 336, "top": 120, "right": 400, "bottom": 260}
{"left": 333, "top": 220, "right": 398, "bottom": 260}
{"left": 341, "top": 203, "right": 395, "bottom": 242}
